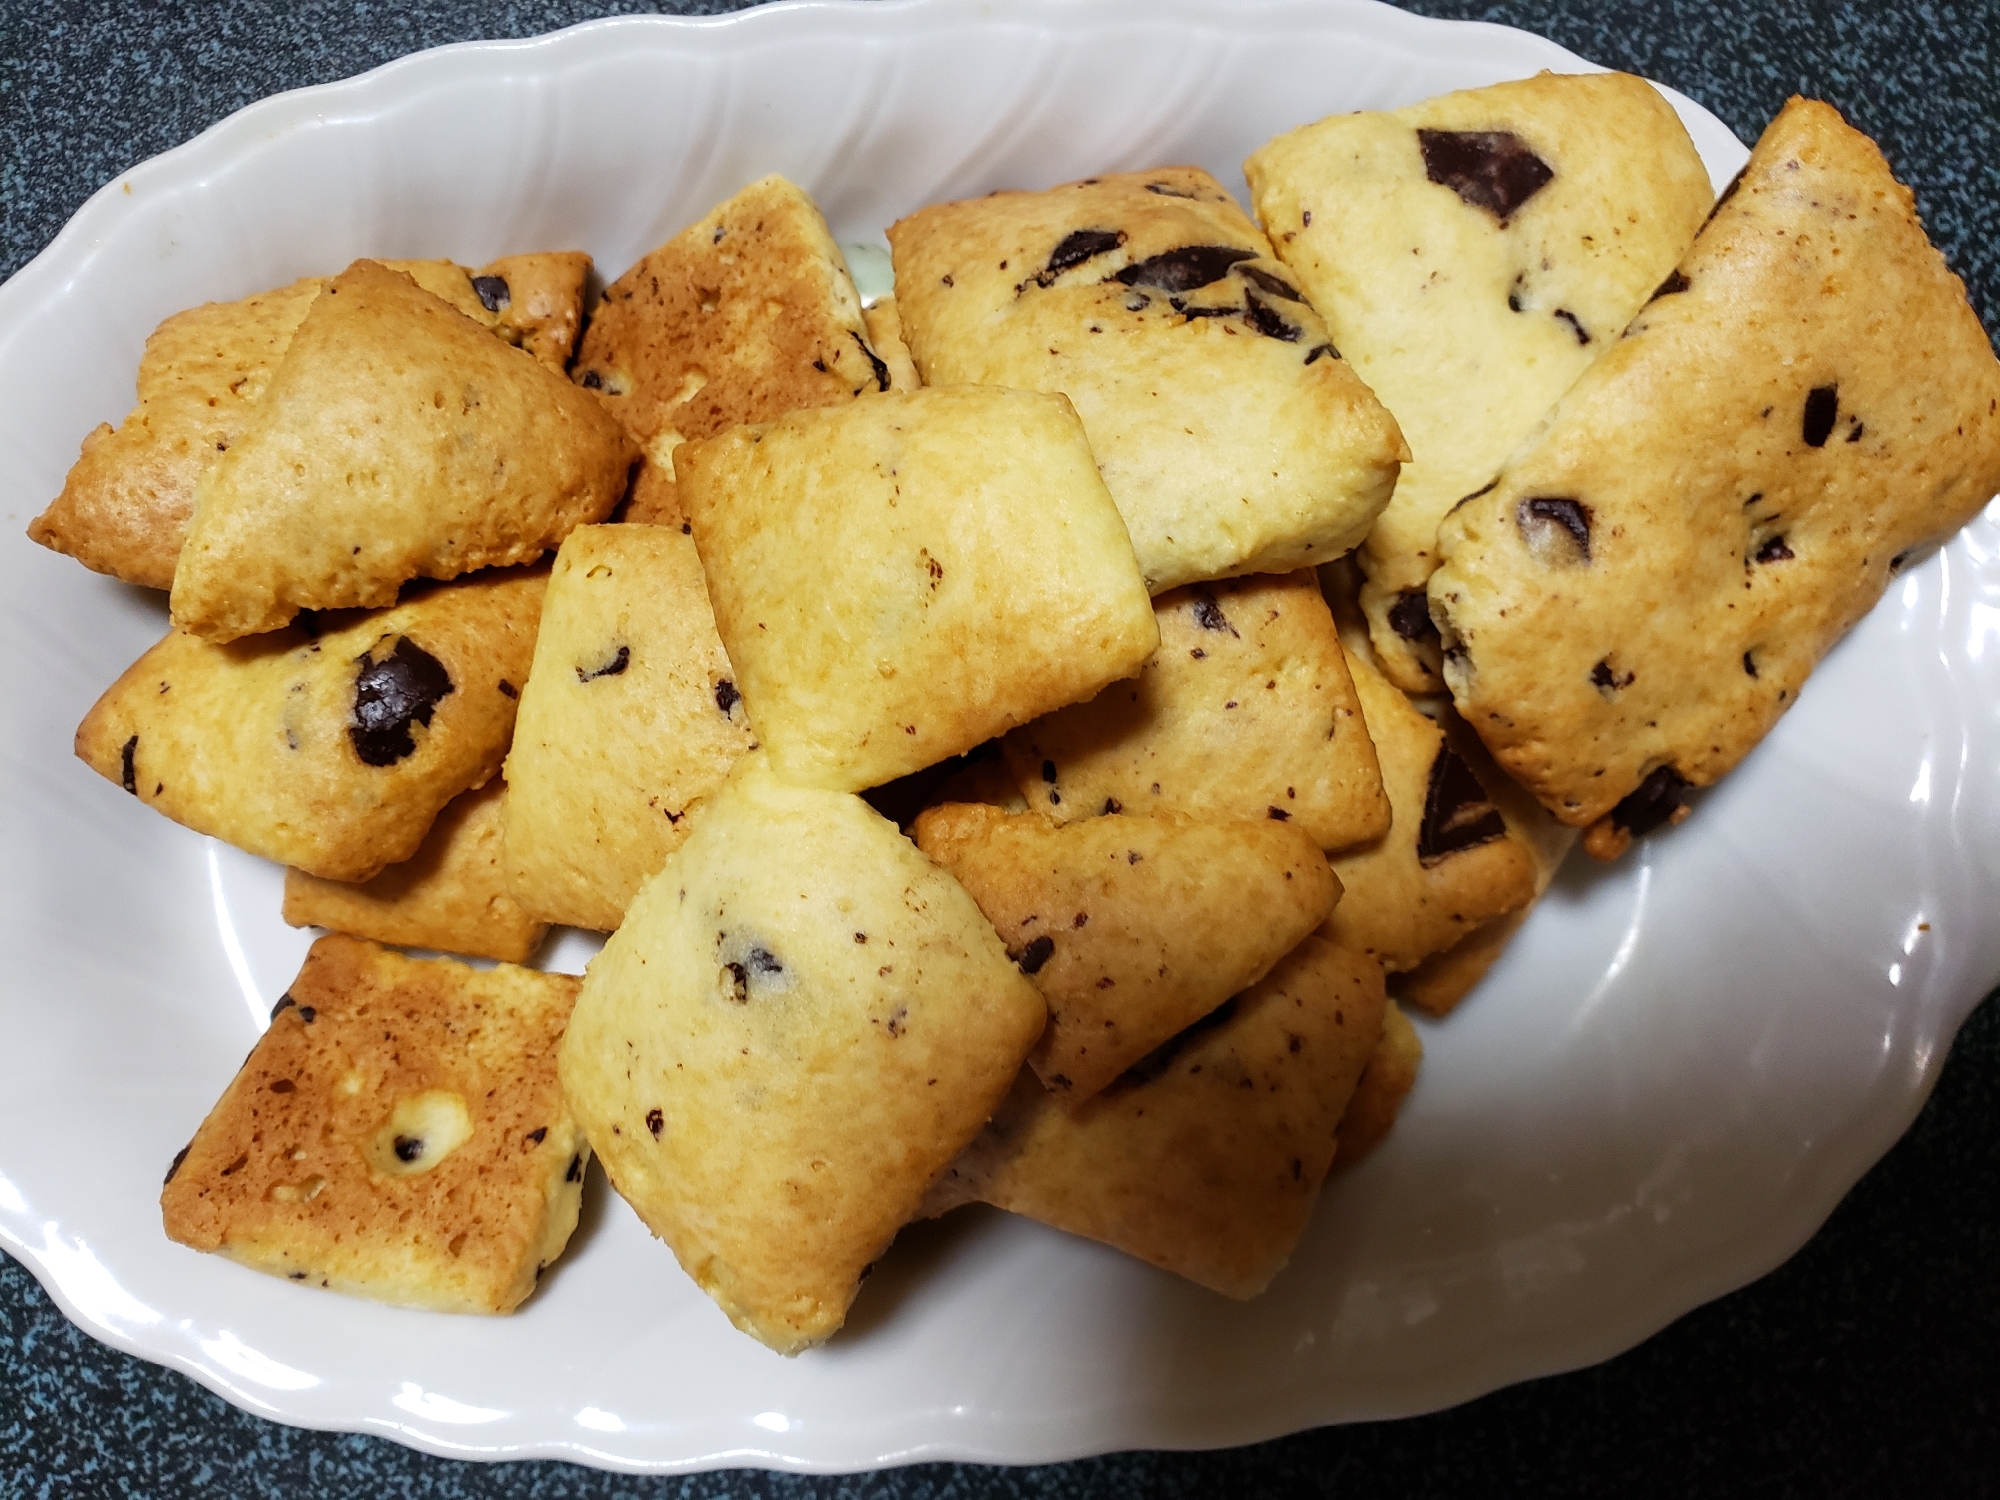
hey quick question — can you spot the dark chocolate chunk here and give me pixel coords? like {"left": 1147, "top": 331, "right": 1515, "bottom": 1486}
{"left": 1803, "top": 385, "right": 1839, "bottom": 447}
{"left": 1238, "top": 265, "right": 1305, "bottom": 303}
{"left": 393, "top": 1135, "right": 424, "bottom": 1164}
{"left": 297, "top": 1006, "right": 315, "bottom": 1023}
{"left": 1516, "top": 497, "right": 1592, "bottom": 563}
{"left": 1417, "top": 743, "right": 1506, "bottom": 865}
{"left": 579, "top": 369, "right": 603, "bottom": 390}
{"left": 1610, "top": 765, "right": 1689, "bottom": 837}
{"left": 1591, "top": 658, "right": 1634, "bottom": 693}
{"left": 118, "top": 734, "right": 138, "bottom": 794}
{"left": 1010, "top": 934, "right": 1055, "bottom": 975}
{"left": 1245, "top": 294, "right": 1303, "bottom": 342}
{"left": 1755, "top": 535, "right": 1795, "bottom": 564}
{"left": 1038, "top": 227, "right": 1125, "bottom": 285}
{"left": 723, "top": 962, "right": 749, "bottom": 1003}
{"left": 470, "top": 275, "right": 510, "bottom": 313}
{"left": 714, "top": 678, "right": 741, "bottom": 716}
{"left": 565, "top": 1154, "right": 583, "bottom": 1184}
{"left": 1112, "top": 245, "right": 1257, "bottom": 293}
{"left": 1388, "top": 590, "right": 1438, "bottom": 643}
{"left": 1552, "top": 308, "right": 1591, "bottom": 345}
{"left": 524, "top": 1126, "right": 548, "bottom": 1147}
{"left": 851, "top": 332, "right": 891, "bottom": 393}
{"left": 646, "top": 1108, "right": 664, "bottom": 1137}
{"left": 163, "top": 1144, "right": 190, "bottom": 1186}
{"left": 1303, "top": 343, "right": 1338, "bottom": 364}
{"left": 576, "top": 645, "right": 630, "bottom": 683}
{"left": 1120, "top": 997, "right": 1238, "bottom": 1087}
{"left": 1650, "top": 269, "right": 1691, "bottom": 301}
{"left": 1191, "top": 595, "right": 1237, "bottom": 635}
{"left": 350, "top": 637, "right": 454, "bottom": 766}
{"left": 1417, "top": 129, "right": 1554, "bottom": 221}
{"left": 497, "top": 679, "right": 518, "bottom": 699}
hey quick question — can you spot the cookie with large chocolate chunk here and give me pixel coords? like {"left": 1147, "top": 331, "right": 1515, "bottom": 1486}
{"left": 282, "top": 780, "right": 547, "bottom": 964}
{"left": 559, "top": 755, "right": 1045, "bottom": 1354}
{"left": 1427, "top": 98, "right": 2000, "bottom": 846}
{"left": 161, "top": 934, "right": 588, "bottom": 1314}
{"left": 169, "top": 259, "right": 633, "bottom": 641}
{"left": 28, "top": 256, "right": 592, "bottom": 592}
{"left": 573, "top": 176, "right": 894, "bottom": 528}
{"left": 921, "top": 934, "right": 1384, "bottom": 1298}
{"left": 1246, "top": 73, "right": 1713, "bottom": 692}
{"left": 76, "top": 567, "right": 545, "bottom": 881}
{"left": 889, "top": 166, "right": 1406, "bottom": 594}
{"left": 1003, "top": 572, "right": 1388, "bottom": 852}
{"left": 913, "top": 802, "right": 1339, "bottom": 1104}
{"left": 501, "top": 523, "right": 755, "bottom": 932}
{"left": 680, "top": 385, "right": 1158, "bottom": 794}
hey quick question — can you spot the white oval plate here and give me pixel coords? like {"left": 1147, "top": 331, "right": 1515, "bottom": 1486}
{"left": 2, "top": 0, "right": 1995, "bottom": 1474}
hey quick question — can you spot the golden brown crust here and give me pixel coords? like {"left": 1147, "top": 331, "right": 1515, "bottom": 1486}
{"left": 1332, "top": 999, "right": 1422, "bottom": 1167}
{"left": 161, "top": 934, "right": 587, "bottom": 1315}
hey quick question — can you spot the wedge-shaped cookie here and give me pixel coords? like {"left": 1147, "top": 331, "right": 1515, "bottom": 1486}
{"left": 923, "top": 934, "right": 1384, "bottom": 1298}
{"left": 559, "top": 756, "right": 1046, "bottom": 1354}
{"left": 1428, "top": 98, "right": 2000, "bottom": 851}
{"left": 1332, "top": 999, "right": 1422, "bottom": 1168}
{"left": 573, "top": 175, "right": 894, "bottom": 528}
{"left": 77, "top": 568, "right": 545, "bottom": 881}
{"left": 889, "top": 166, "right": 1406, "bottom": 594}
{"left": 283, "top": 781, "right": 547, "bottom": 964}
{"left": 28, "top": 255, "right": 591, "bottom": 591}
{"left": 161, "top": 934, "right": 588, "bottom": 1314}
{"left": 1248, "top": 74, "right": 1712, "bottom": 692}
{"left": 914, "top": 803, "right": 1339, "bottom": 1104}
{"left": 681, "top": 386, "right": 1158, "bottom": 793}
{"left": 502, "top": 523, "right": 755, "bottom": 931}
{"left": 170, "top": 259, "right": 634, "bottom": 641}
{"left": 862, "top": 295, "right": 922, "bottom": 392}
{"left": 1003, "top": 572, "right": 1388, "bottom": 851}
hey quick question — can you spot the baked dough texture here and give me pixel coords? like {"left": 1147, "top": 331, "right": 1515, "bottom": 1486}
{"left": 913, "top": 802, "right": 1339, "bottom": 1104}
{"left": 282, "top": 780, "right": 548, "bottom": 964}
{"left": 558, "top": 755, "right": 1046, "bottom": 1354}
{"left": 1426, "top": 98, "right": 2000, "bottom": 845}
{"left": 161, "top": 934, "right": 588, "bottom": 1315}
{"left": 922, "top": 934, "right": 1385, "bottom": 1298}
{"left": 1002, "top": 572, "right": 1389, "bottom": 851}
{"left": 169, "top": 259, "right": 634, "bottom": 641}
{"left": 76, "top": 567, "right": 546, "bottom": 882}
{"left": 502, "top": 523, "right": 755, "bottom": 932}
{"left": 1248, "top": 73, "right": 1712, "bottom": 692}
{"left": 28, "top": 255, "right": 590, "bottom": 591}
{"left": 680, "top": 385, "right": 1158, "bottom": 793}
{"left": 572, "top": 175, "right": 892, "bottom": 528}
{"left": 889, "top": 166, "right": 1406, "bottom": 594}
{"left": 1331, "top": 999, "right": 1422, "bottom": 1168}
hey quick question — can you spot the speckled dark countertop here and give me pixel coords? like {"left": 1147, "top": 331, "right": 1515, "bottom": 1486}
{"left": 3, "top": 2, "right": 1997, "bottom": 1495}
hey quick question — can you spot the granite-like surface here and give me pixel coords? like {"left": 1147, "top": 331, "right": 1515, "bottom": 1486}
{"left": 4, "top": 1, "right": 1998, "bottom": 1494}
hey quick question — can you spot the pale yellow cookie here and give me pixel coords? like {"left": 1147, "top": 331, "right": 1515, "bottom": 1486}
{"left": 559, "top": 755, "right": 1046, "bottom": 1354}
{"left": 170, "top": 259, "right": 634, "bottom": 641}
{"left": 1003, "top": 572, "right": 1388, "bottom": 852}
{"left": 1332, "top": 999, "right": 1422, "bottom": 1167}
{"left": 501, "top": 523, "right": 754, "bottom": 932}
{"left": 922, "top": 934, "right": 1384, "bottom": 1298}
{"left": 1428, "top": 98, "right": 2000, "bottom": 846}
{"left": 862, "top": 295, "right": 922, "bottom": 391}
{"left": 889, "top": 166, "right": 1406, "bottom": 594}
{"left": 680, "top": 385, "right": 1158, "bottom": 794}
{"left": 1248, "top": 72, "right": 1712, "bottom": 692}
{"left": 76, "top": 568, "right": 545, "bottom": 882}
{"left": 161, "top": 934, "right": 588, "bottom": 1315}
{"left": 282, "top": 781, "right": 547, "bottom": 964}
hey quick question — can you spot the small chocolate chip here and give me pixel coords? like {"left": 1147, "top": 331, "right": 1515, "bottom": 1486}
{"left": 1611, "top": 765, "right": 1689, "bottom": 837}
{"left": 714, "top": 678, "right": 741, "bottom": 716}
{"left": 646, "top": 1108, "right": 664, "bottom": 1137}
{"left": 163, "top": 1144, "right": 191, "bottom": 1186}
{"left": 393, "top": 1135, "right": 424, "bottom": 1163}
{"left": 1803, "top": 385, "right": 1839, "bottom": 447}
{"left": 576, "top": 645, "right": 630, "bottom": 683}
{"left": 1517, "top": 497, "right": 1593, "bottom": 563}
{"left": 524, "top": 1126, "right": 548, "bottom": 1147}
{"left": 1417, "top": 129, "right": 1554, "bottom": 221}
{"left": 1102, "top": 797, "right": 1122, "bottom": 815}
{"left": 1112, "top": 245, "right": 1257, "bottom": 293}
{"left": 1755, "top": 535, "right": 1795, "bottom": 564}
{"left": 1011, "top": 934, "right": 1056, "bottom": 975}
{"left": 723, "top": 962, "right": 749, "bottom": 1002}
{"left": 747, "top": 946, "right": 783, "bottom": 976}
{"left": 565, "top": 1154, "right": 583, "bottom": 1183}
{"left": 1042, "top": 759, "right": 1058, "bottom": 783}
{"left": 1552, "top": 308, "right": 1591, "bottom": 345}
{"left": 1145, "top": 182, "right": 1196, "bottom": 198}
{"left": 1743, "top": 651, "right": 1759, "bottom": 678}
{"left": 1191, "top": 595, "right": 1237, "bottom": 634}
{"left": 497, "top": 679, "right": 517, "bottom": 699}
{"left": 1889, "top": 548, "right": 1916, "bottom": 575}
{"left": 1389, "top": 591, "right": 1438, "bottom": 643}
{"left": 1848, "top": 420, "right": 1865, "bottom": 443}
{"left": 470, "top": 274, "right": 510, "bottom": 312}
{"left": 119, "top": 735, "right": 138, "bottom": 795}
{"left": 1267, "top": 806, "right": 1290, "bottom": 821}
{"left": 297, "top": 1006, "right": 315, "bottom": 1023}
{"left": 1417, "top": 744, "right": 1506, "bottom": 865}
{"left": 1650, "top": 269, "right": 1691, "bottom": 301}
{"left": 1303, "top": 343, "right": 1338, "bottom": 364}
{"left": 270, "top": 994, "right": 296, "bottom": 1020}
{"left": 350, "top": 637, "right": 454, "bottom": 766}
{"left": 580, "top": 369, "right": 604, "bottom": 390}
{"left": 1037, "top": 227, "right": 1125, "bottom": 286}
{"left": 270, "top": 1079, "right": 295, "bottom": 1094}
{"left": 1591, "top": 658, "right": 1634, "bottom": 694}
{"left": 1237, "top": 265, "right": 1304, "bottom": 303}
{"left": 851, "top": 332, "right": 891, "bottom": 392}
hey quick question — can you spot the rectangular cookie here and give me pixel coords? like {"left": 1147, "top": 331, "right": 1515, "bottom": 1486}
{"left": 889, "top": 166, "right": 1407, "bottom": 594}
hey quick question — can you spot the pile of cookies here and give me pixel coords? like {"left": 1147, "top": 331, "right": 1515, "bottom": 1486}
{"left": 33, "top": 74, "right": 2000, "bottom": 1352}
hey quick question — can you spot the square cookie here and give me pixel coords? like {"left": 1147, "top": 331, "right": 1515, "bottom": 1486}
{"left": 679, "top": 385, "right": 1158, "bottom": 793}
{"left": 502, "top": 523, "right": 755, "bottom": 932}
{"left": 1427, "top": 98, "right": 2000, "bottom": 848}
{"left": 161, "top": 934, "right": 588, "bottom": 1314}
{"left": 76, "top": 567, "right": 546, "bottom": 882}
{"left": 889, "top": 166, "right": 1406, "bottom": 594}
{"left": 558, "top": 754, "right": 1046, "bottom": 1354}
{"left": 1247, "top": 73, "right": 1713, "bottom": 692}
